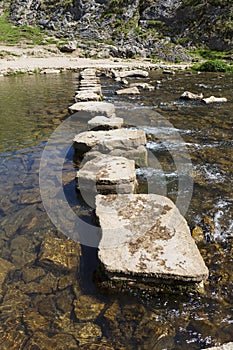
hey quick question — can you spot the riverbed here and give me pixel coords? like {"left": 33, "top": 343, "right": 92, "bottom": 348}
{"left": 0, "top": 70, "right": 232, "bottom": 349}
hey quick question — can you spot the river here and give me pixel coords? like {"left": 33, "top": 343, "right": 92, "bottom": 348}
{"left": 0, "top": 70, "right": 232, "bottom": 349}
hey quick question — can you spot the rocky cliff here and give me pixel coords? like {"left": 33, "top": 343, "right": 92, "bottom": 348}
{"left": 3, "top": 0, "right": 233, "bottom": 59}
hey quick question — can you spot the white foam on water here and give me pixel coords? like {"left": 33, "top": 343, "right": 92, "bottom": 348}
{"left": 213, "top": 199, "right": 233, "bottom": 239}
{"left": 194, "top": 164, "right": 226, "bottom": 183}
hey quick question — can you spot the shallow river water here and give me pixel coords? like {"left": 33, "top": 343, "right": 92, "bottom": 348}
{"left": 0, "top": 70, "right": 232, "bottom": 349}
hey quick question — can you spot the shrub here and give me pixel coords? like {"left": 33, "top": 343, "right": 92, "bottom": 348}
{"left": 193, "top": 59, "right": 233, "bottom": 72}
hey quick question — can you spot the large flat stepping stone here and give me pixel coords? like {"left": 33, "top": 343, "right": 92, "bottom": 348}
{"left": 73, "top": 129, "right": 146, "bottom": 156}
{"left": 88, "top": 116, "right": 124, "bottom": 130}
{"left": 96, "top": 194, "right": 209, "bottom": 286}
{"left": 69, "top": 101, "right": 115, "bottom": 117}
{"left": 76, "top": 155, "right": 137, "bottom": 195}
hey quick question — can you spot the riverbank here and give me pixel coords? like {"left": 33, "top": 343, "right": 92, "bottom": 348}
{"left": 0, "top": 44, "right": 192, "bottom": 75}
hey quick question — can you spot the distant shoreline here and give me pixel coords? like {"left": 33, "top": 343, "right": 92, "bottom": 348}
{"left": 0, "top": 45, "right": 191, "bottom": 75}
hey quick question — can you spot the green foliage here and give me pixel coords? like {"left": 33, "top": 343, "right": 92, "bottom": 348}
{"left": 193, "top": 59, "right": 233, "bottom": 72}
{"left": 192, "top": 48, "right": 233, "bottom": 60}
{"left": 0, "top": 13, "right": 46, "bottom": 45}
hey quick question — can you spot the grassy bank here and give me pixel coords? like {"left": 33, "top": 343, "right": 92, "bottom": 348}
{"left": 0, "top": 13, "right": 56, "bottom": 45}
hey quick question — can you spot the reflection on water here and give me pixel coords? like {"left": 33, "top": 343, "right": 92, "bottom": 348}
{"left": 0, "top": 70, "right": 232, "bottom": 349}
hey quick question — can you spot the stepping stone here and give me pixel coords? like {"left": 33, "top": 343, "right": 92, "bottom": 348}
{"left": 79, "top": 80, "right": 99, "bottom": 85}
{"left": 96, "top": 194, "right": 209, "bottom": 287}
{"left": 78, "top": 86, "right": 102, "bottom": 94}
{"left": 68, "top": 101, "right": 115, "bottom": 117}
{"left": 80, "top": 69, "right": 98, "bottom": 79}
{"left": 78, "top": 145, "right": 148, "bottom": 168}
{"left": 75, "top": 92, "right": 102, "bottom": 102}
{"left": 116, "top": 87, "right": 140, "bottom": 95}
{"left": 88, "top": 116, "right": 124, "bottom": 130}
{"left": 76, "top": 155, "right": 137, "bottom": 197}
{"left": 73, "top": 129, "right": 146, "bottom": 156}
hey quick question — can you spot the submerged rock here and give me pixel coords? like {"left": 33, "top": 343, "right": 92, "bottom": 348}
{"left": 54, "top": 314, "right": 102, "bottom": 345}
{"left": 73, "top": 129, "right": 146, "bottom": 157}
{"left": 180, "top": 91, "right": 204, "bottom": 100}
{"left": 0, "top": 258, "right": 14, "bottom": 299}
{"left": 202, "top": 96, "right": 228, "bottom": 104}
{"left": 25, "top": 332, "right": 78, "bottom": 349}
{"left": 69, "top": 101, "right": 115, "bottom": 118}
{"left": 96, "top": 194, "right": 209, "bottom": 288}
{"left": 74, "top": 295, "right": 105, "bottom": 321}
{"left": 88, "top": 116, "right": 124, "bottom": 130}
{"left": 38, "top": 235, "right": 81, "bottom": 273}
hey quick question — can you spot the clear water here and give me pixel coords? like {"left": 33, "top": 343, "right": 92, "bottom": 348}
{"left": 0, "top": 70, "right": 232, "bottom": 349}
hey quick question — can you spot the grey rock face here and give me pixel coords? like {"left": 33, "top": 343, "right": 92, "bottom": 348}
{"left": 7, "top": 0, "right": 232, "bottom": 54}
{"left": 96, "top": 194, "right": 209, "bottom": 284}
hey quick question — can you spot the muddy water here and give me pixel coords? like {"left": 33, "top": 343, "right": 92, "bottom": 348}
{"left": 0, "top": 70, "right": 232, "bottom": 349}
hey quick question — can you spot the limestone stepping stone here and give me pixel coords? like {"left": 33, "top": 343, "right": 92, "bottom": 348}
{"left": 76, "top": 155, "right": 137, "bottom": 196}
{"left": 78, "top": 146, "right": 148, "bottom": 168}
{"left": 78, "top": 86, "right": 102, "bottom": 94}
{"left": 116, "top": 86, "right": 140, "bottom": 95}
{"left": 69, "top": 102, "right": 115, "bottom": 117}
{"left": 79, "top": 80, "right": 100, "bottom": 86}
{"left": 73, "top": 129, "right": 146, "bottom": 156}
{"left": 88, "top": 116, "right": 124, "bottom": 130}
{"left": 96, "top": 194, "right": 209, "bottom": 286}
{"left": 75, "top": 92, "right": 102, "bottom": 102}
{"left": 80, "top": 69, "right": 98, "bottom": 79}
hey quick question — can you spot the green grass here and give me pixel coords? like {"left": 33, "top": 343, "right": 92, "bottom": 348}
{"left": 192, "top": 47, "right": 233, "bottom": 60}
{"left": 0, "top": 13, "right": 50, "bottom": 45}
{"left": 192, "top": 59, "right": 233, "bottom": 72}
